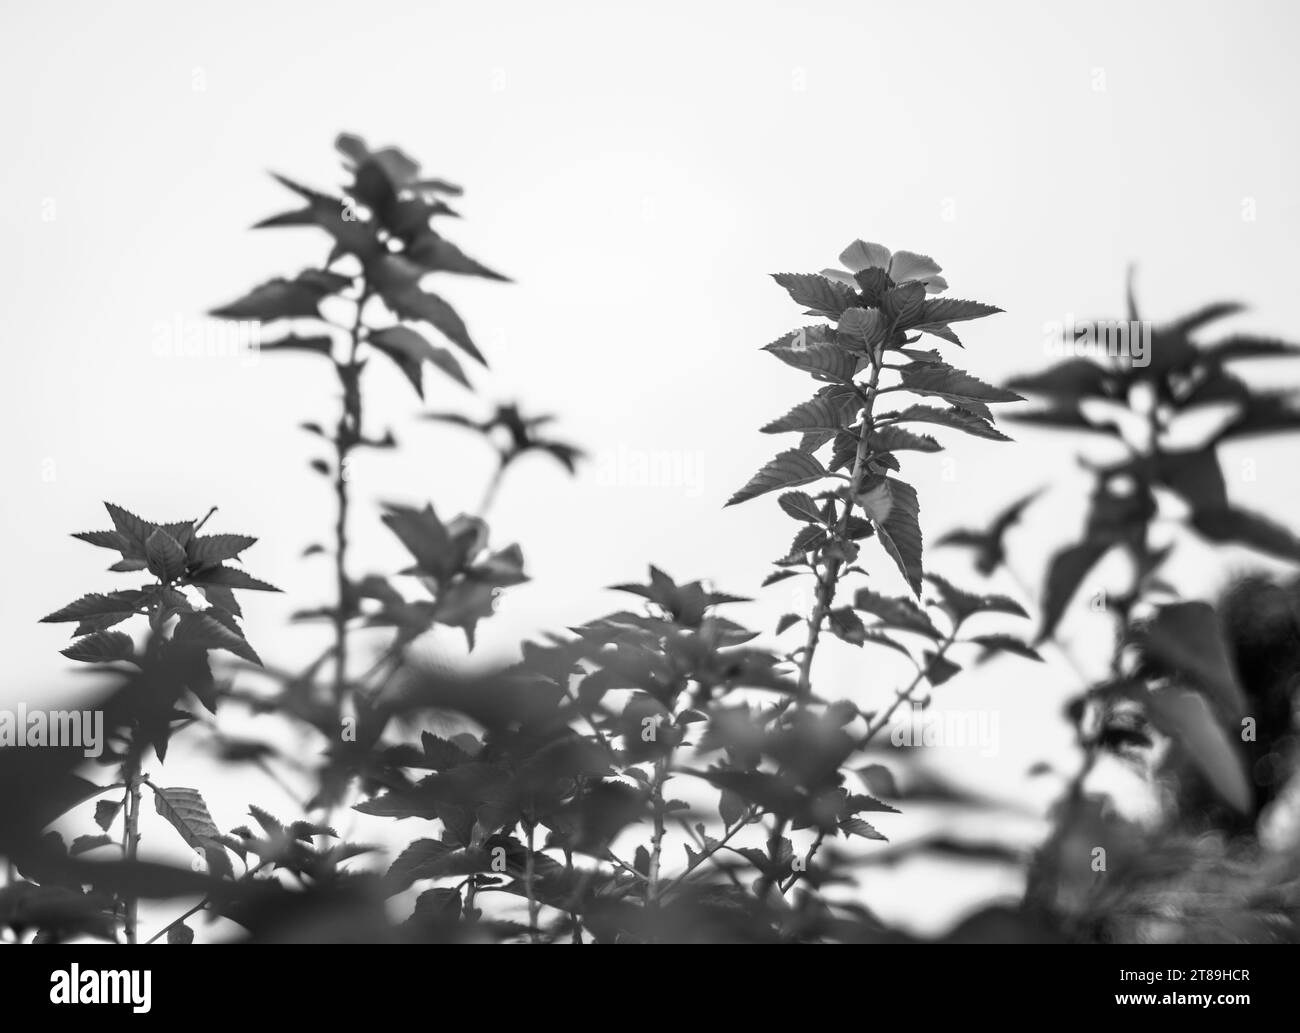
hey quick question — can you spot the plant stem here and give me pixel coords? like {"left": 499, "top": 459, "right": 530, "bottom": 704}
{"left": 795, "top": 337, "right": 889, "bottom": 695}
{"left": 331, "top": 286, "right": 370, "bottom": 704}
{"left": 646, "top": 757, "right": 668, "bottom": 904}
{"left": 144, "top": 897, "right": 208, "bottom": 944}
{"left": 524, "top": 820, "right": 541, "bottom": 943}
{"left": 122, "top": 762, "right": 142, "bottom": 944}
{"left": 857, "top": 628, "right": 959, "bottom": 748}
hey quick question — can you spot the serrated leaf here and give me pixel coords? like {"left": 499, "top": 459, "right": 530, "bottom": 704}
{"left": 61, "top": 631, "right": 135, "bottom": 664}
{"left": 828, "top": 606, "right": 867, "bottom": 645}
{"left": 899, "top": 362, "right": 1023, "bottom": 407}
{"left": 772, "top": 273, "right": 856, "bottom": 318}
{"left": 726, "top": 450, "right": 826, "bottom": 507}
{"left": 763, "top": 326, "right": 857, "bottom": 380}
{"left": 762, "top": 389, "right": 860, "bottom": 434}
{"left": 41, "top": 591, "right": 144, "bottom": 625}
{"left": 839, "top": 817, "right": 887, "bottom": 841}
{"left": 777, "top": 490, "right": 823, "bottom": 523}
{"left": 857, "top": 478, "right": 924, "bottom": 595}
{"left": 145, "top": 529, "right": 188, "bottom": 582}
{"left": 860, "top": 629, "right": 913, "bottom": 659}
{"left": 882, "top": 404, "right": 1011, "bottom": 442}
{"left": 189, "top": 565, "right": 281, "bottom": 592}
{"left": 186, "top": 534, "right": 258, "bottom": 566}
{"left": 869, "top": 426, "right": 942, "bottom": 453}
{"left": 914, "top": 297, "right": 1003, "bottom": 326}
{"left": 853, "top": 589, "right": 940, "bottom": 638}
{"left": 172, "top": 611, "right": 262, "bottom": 666}
{"left": 153, "top": 787, "right": 234, "bottom": 879}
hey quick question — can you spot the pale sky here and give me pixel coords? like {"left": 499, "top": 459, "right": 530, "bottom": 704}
{"left": 3, "top": 0, "right": 1299, "bottom": 934}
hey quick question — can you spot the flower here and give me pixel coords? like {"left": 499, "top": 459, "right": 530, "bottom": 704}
{"left": 821, "top": 240, "right": 948, "bottom": 295}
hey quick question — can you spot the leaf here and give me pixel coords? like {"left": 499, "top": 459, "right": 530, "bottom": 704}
{"left": 40, "top": 591, "right": 144, "bottom": 625}
{"left": 853, "top": 588, "right": 941, "bottom": 638}
{"left": 837, "top": 307, "right": 886, "bottom": 349}
{"left": 94, "top": 799, "right": 122, "bottom": 832}
{"left": 70, "top": 834, "right": 115, "bottom": 856}
{"left": 923, "top": 652, "right": 962, "bottom": 686}
{"left": 761, "top": 389, "right": 859, "bottom": 434}
{"left": 969, "top": 635, "right": 1043, "bottom": 662}
{"left": 1006, "top": 359, "right": 1113, "bottom": 400}
{"left": 189, "top": 565, "right": 281, "bottom": 592}
{"left": 858, "top": 478, "right": 924, "bottom": 595}
{"left": 839, "top": 817, "right": 887, "bottom": 841}
{"left": 152, "top": 787, "right": 234, "bottom": 879}
{"left": 172, "top": 611, "right": 262, "bottom": 666}
{"left": 726, "top": 450, "right": 826, "bottom": 507}
{"left": 771, "top": 273, "right": 856, "bottom": 318}
{"left": 369, "top": 325, "right": 470, "bottom": 396}
{"left": 259, "top": 334, "right": 335, "bottom": 357}
{"left": 1204, "top": 334, "right": 1300, "bottom": 362}
{"left": 762, "top": 569, "right": 801, "bottom": 587}
{"left": 209, "top": 270, "right": 349, "bottom": 322}
{"left": 1038, "top": 540, "right": 1112, "bottom": 642}
{"left": 776, "top": 613, "right": 802, "bottom": 635}
{"left": 381, "top": 283, "right": 485, "bottom": 364}
{"left": 1135, "top": 602, "right": 1245, "bottom": 719}
{"left": 914, "top": 297, "right": 1003, "bottom": 326}
{"left": 61, "top": 631, "right": 135, "bottom": 664}
{"left": 860, "top": 630, "right": 913, "bottom": 659}
{"left": 144, "top": 529, "right": 188, "bottom": 582}
{"left": 168, "top": 922, "right": 195, "bottom": 945}
{"left": 1004, "top": 408, "right": 1120, "bottom": 435}
{"left": 186, "top": 534, "right": 258, "bottom": 566}
{"left": 883, "top": 404, "right": 1011, "bottom": 442}
{"left": 1144, "top": 688, "right": 1251, "bottom": 814}
{"left": 404, "top": 233, "right": 509, "bottom": 281}
{"left": 777, "top": 491, "right": 823, "bottom": 523}
{"left": 762, "top": 326, "right": 857, "bottom": 381}
{"left": 385, "top": 839, "right": 456, "bottom": 893}
{"left": 1168, "top": 301, "right": 1246, "bottom": 335}
{"left": 924, "top": 573, "right": 1028, "bottom": 621}
{"left": 869, "top": 426, "right": 942, "bottom": 454}
{"left": 899, "top": 362, "right": 1023, "bottom": 407}
{"left": 1191, "top": 506, "right": 1300, "bottom": 562}
{"left": 828, "top": 606, "right": 867, "bottom": 646}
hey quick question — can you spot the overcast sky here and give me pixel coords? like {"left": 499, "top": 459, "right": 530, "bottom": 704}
{"left": 4, "top": 0, "right": 1299, "bottom": 932}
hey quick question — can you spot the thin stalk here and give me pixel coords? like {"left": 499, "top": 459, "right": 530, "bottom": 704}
{"left": 524, "top": 820, "right": 541, "bottom": 943}
{"left": 121, "top": 764, "right": 142, "bottom": 943}
{"left": 331, "top": 286, "right": 370, "bottom": 703}
{"left": 795, "top": 335, "right": 890, "bottom": 695}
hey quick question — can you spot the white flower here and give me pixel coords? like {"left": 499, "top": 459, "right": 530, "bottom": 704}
{"left": 821, "top": 240, "right": 948, "bottom": 295}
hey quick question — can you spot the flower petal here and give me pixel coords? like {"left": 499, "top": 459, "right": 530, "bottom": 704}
{"left": 888, "top": 250, "right": 943, "bottom": 284}
{"left": 921, "top": 274, "right": 948, "bottom": 295}
{"left": 819, "top": 267, "right": 859, "bottom": 287}
{"left": 839, "top": 240, "right": 892, "bottom": 274}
